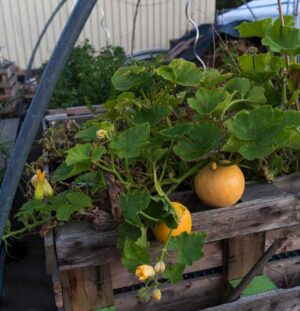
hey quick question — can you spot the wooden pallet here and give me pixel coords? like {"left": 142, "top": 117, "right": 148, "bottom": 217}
{"left": 0, "top": 62, "right": 16, "bottom": 84}
{"left": 44, "top": 174, "right": 300, "bottom": 311}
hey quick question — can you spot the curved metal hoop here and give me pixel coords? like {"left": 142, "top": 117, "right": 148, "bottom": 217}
{"left": 185, "top": 0, "right": 207, "bottom": 70}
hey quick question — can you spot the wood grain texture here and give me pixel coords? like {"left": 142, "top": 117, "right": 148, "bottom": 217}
{"left": 114, "top": 274, "right": 222, "bottom": 311}
{"left": 44, "top": 231, "right": 55, "bottom": 275}
{"left": 201, "top": 285, "right": 300, "bottom": 311}
{"left": 55, "top": 176, "right": 300, "bottom": 270}
{"left": 223, "top": 233, "right": 266, "bottom": 281}
{"left": 110, "top": 241, "right": 223, "bottom": 289}
{"left": 60, "top": 264, "right": 114, "bottom": 311}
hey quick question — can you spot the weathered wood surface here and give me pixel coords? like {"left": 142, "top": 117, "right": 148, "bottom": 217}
{"left": 44, "top": 231, "right": 55, "bottom": 275}
{"left": 114, "top": 274, "right": 222, "bottom": 311}
{"left": 223, "top": 232, "right": 266, "bottom": 298}
{"left": 0, "top": 118, "right": 19, "bottom": 170}
{"left": 110, "top": 241, "right": 223, "bottom": 289}
{"left": 60, "top": 264, "right": 114, "bottom": 311}
{"left": 55, "top": 176, "right": 300, "bottom": 269}
{"left": 201, "top": 285, "right": 300, "bottom": 311}
{"left": 0, "top": 62, "right": 16, "bottom": 83}
{"left": 47, "top": 105, "right": 105, "bottom": 116}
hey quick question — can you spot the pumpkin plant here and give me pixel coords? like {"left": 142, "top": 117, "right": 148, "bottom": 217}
{"left": 3, "top": 17, "right": 300, "bottom": 302}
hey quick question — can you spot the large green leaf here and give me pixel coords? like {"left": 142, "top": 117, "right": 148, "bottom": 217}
{"left": 163, "top": 264, "right": 185, "bottom": 284}
{"left": 188, "top": 88, "right": 226, "bottom": 115}
{"left": 122, "top": 238, "right": 151, "bottom": 272}
{"left": 157, "top": 59, "right": 202, "bottom": 86}
{"left": 200, "top": 69, "right": 232, "bottom": 88}
{"left": 159, "top": 123, "right": 192, "bottom": 139}
{"left": 75, "top": 125, "right": 99, "bottom": 142}
{"left": 226, "top": 105, "right": 300, "bottom": 159}
{"left": 238, "top": 53, "right": 284, "bottom": 82}
{"left": 262, "top": 19, "right": 300, "bottom": 55}
{"left": 109, "top": 123, "right": 150, "bottom": 159}
{"left": 66, "top": 143, "right": 93, "bottom": 166}
{"left": 112, "top": 66, "right": 147, "bottom": 91}
{"left": 173, "top": 121, "right": 222, "bottom": 161}
{"left": 236, "top": 18, "right": 272, "bottom": 38}
{"left": 169, "top": 232, "right": 206, "bottom": 266}
{"left": 53, "top": 191, "right": 92, "bottom": 221}
{"left": 132, "top": 105, "right": 171, "bottom": 126}
{"left": 225, "top": 78, "right": 266, "bottom": 104}
{"left": 119, "top": 191, "right": 151, "bottom": 225}
{"left": 52, "top": 161, "right": 91, "bottom": 182}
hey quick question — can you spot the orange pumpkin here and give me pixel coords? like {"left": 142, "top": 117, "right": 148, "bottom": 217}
{"left": 153, "top": 202, "right": 192, "bottom": 243}
{"left": 194, "top": 161, "right": 245, "bottom": 208}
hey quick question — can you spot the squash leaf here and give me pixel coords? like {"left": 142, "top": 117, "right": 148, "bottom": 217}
{"left": 173, "top": 121, "right": 222, "bottom": 161}
{"left": 157, "top": 58, "right": 202, "bottom": 86}
{"left": 109, "top": 123, "right": 150, "bottom": 159}
{"left": 169, "top": 232, "right": 206, "bottom": 266}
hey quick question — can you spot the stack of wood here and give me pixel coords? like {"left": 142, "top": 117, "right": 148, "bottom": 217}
{"left": 0, "top": 60, "right": 19, "bottom": 115}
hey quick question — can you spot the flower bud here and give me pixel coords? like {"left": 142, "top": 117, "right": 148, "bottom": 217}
{"left": 152, "top": 288, "right": 162, "bottom": 301}
{"left": 135, "top": 265, "right": 155, "bottom": 281}
{"left": 154, "top": 261, "right": 165, "bottom": 274}
{"left": 96, "top": 129, "right": 107, "bottom": 139}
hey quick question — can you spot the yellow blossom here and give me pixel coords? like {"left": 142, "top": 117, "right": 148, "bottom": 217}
{"left": 154, "top": 261, "right": 166, "bottom": 274}
{"left": 96, "top": 129, "right": 107, "bottom": 139}
{"left": 31, "top": 169, "right": 53, "bottom": 200}
{"left": 152, "top": 288, "right": 162, "bottom": 301}
{"left": 135, "top": 265, "right": 155, "bottom": 281}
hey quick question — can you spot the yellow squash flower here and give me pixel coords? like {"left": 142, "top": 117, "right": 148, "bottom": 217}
{"left": 31, "top": 169, "right": 53, "bottom": 200}
{"left": 135, "top": 265, "right": 155, "bottom": 281}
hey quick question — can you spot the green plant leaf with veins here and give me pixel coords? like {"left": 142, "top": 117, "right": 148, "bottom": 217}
{"left": 163, "top": 264, "right": 185, "bottom": 284}
{"left": 157, "top": 58, "right": 202, "bottom": 86}
{"left": 109, "top": 123, "right": 150, "bottom": 159}
{"left": 173, "top": 121, "right": 222, "bottom": 161}
{"left": 119, "top": 191, "right": 151, "bottom": 225}
{"left": 188, "top": 88, "right": 227, "bottom": 115}
{"left": 169, "top": 232, "right": 206, "bottom": 265}
{"left": 122, "top": 238, "right": 151, "bottom": 272}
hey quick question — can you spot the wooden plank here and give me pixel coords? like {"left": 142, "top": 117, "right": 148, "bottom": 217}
{"left": 265, "top": 256, "right": 300, "bottom": 288}
{"left": 114, "top": 274, "right": 223, "bottom": 311}
{"left": 55, "top": 179, "right": 300, "bottom": 269}
{"left": 223, "top": 233, "right": 266, "bottom": 297}
{"left": 60, "top": 264, "right": 114, "bottom": 311}
{"left": 110, "top": 241, "right": 223, "bottom": 289}
{"left": 44, "top": 231, "right": 55, "bottom": 275}
{"left": 201, "top": 285, "right": 300, "bottom": 311}
{"left": 274, "top": 173, "right": 300, "bottom": 196}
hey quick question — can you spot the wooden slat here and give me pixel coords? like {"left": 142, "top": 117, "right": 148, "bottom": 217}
{"left": 223, "top": 232, "right": 266, "bottom": 298}
{"left": 274, "top": 173, "right": 300, "bottom": 196}
{"left": 114, "top": 274, "right": 223, "bottom": 311}
{"left": 60, "top": 264, "right": 114, "bottom": 311}
{"left": 55, "top": 177, "right": 300, "bottom": 269}
{"left": 44, "top": 231, "right": 55, "bottom": 275}
{"left": 110, "top": 241, "right": 223, "bottom": 289}
{"left": 112, "top": 256, "right": 300, "bottom": 311}
{"left": 201, "top": 285, "right": 300, "bottom": 311}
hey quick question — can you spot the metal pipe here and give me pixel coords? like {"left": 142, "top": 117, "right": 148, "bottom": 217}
{"left": 25, "top": 0, "right": 68, "bottom": 82}
{"left": 0, "top": 0, "right": 98, "bottom": 241}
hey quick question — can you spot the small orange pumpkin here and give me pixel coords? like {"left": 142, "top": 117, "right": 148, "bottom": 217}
{"left": 194, "top": 161, "right": 245, "bottom": 208}
{"left": 153, "top": 202, "right": 192, "bottom": 243}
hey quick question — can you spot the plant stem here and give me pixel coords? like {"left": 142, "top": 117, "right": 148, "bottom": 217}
{"left": 166, "top": 161, "right": 205, "bottom": 195}
{"left": 2, "top": 219, "right": 49, "bottom": 241}
{"left": 139, "top": 211, "right": 160, "bottom": 222}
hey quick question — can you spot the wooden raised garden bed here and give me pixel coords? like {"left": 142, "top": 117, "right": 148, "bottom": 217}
{"left": 0, "top": 61, "right": 19, "bottom": 115}
{"left": 45, "top": 173, "right": 300, "bottom": 311}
